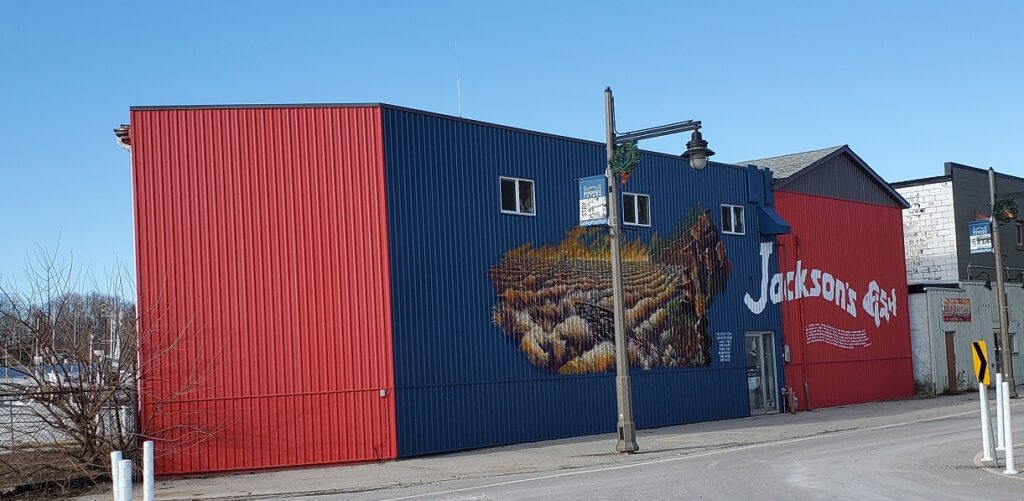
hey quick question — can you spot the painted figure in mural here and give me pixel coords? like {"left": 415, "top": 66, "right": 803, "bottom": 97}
{"left": 488, "top": 207, "right": 731, "bottom": 374}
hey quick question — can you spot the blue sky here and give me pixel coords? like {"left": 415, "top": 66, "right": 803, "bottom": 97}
{"left": 1, "top": 1, "right": 1022, "bottom": 285}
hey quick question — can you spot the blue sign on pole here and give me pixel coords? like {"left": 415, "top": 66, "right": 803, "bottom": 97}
{"left": 578, "top": 174, "right": 608, "bottom": 226}
{"left": 969, "top": 220, "right": 992, "bottom": 254}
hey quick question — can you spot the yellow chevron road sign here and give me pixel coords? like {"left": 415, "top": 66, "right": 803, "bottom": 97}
{"left": 972, "top": 340, "right": 990, "bottom": 386}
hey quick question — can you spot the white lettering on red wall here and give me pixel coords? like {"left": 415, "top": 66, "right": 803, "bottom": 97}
{"left": 744, "top": 242, "right": 898, "bottom": 326}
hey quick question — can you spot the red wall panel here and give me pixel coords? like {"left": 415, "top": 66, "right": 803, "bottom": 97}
{"left": 775, "top": 192, "right": 914, "bottom": 410}
{"left": 131, "top": 106, "right": 395, "bottom": 474}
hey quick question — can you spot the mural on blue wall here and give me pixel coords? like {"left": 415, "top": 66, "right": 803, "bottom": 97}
{"left": 488, "top": 207, "right": 731, "bottom": 374}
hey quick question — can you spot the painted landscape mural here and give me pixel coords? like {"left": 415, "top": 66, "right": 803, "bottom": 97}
{"left": 488, "top": 207, "right": 732, "bottom": 374}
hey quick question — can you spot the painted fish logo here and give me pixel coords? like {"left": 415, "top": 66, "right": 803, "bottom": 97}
{"left": 861, "top": 281, "right": 897, "bottom": 327}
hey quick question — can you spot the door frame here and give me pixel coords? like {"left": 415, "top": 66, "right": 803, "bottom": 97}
{"left": 944, "top": 331, "right": 957, "bottom": 394}
{"left": 746, "top": 331, "right": 779, "bottom": 415}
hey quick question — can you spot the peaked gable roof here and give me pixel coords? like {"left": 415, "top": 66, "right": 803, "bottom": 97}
{"left": 736, "top": 146, "right": 843, "bottom": 179}
{"left": 737, "top": 145, "right": 909, "bottom": 208}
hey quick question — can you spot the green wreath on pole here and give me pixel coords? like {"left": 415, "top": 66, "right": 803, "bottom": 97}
{"left": 610, "top": 141, "right": 640, "bottom": 185}
{"left": 994, "top": 198, "right": 1019, "bottom": 223}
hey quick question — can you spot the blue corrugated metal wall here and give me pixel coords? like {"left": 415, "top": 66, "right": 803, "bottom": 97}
{"left": 382, "top": 106, "right": 784, "bottom": 457}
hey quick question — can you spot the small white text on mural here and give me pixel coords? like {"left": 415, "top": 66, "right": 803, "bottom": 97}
{"left": 716, "top": 332, "right": 733, "bottom": 363}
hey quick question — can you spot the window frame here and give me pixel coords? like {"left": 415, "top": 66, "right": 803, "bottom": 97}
{"left": 1016, "top": 222, "right": 1023, "bottom": 246}
{"left": 622, "top": 192, "right": 651, "bottom": 227}
{"left": 995, "top": 331, "right": 1019, "bottom": 364}
{"left": 499, "top": 176, "right": 537, "bottom": 217}
{"left": 721, "top": 204, "right": 746, "bottom": 235}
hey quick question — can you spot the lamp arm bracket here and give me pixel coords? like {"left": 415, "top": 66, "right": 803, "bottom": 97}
{"left": 614, "top": 120, "right": 701, "bottom": 145}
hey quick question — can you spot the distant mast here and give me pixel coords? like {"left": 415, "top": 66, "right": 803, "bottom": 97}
{"left": 455, "top": 40, "right": 462, "bottom": 117}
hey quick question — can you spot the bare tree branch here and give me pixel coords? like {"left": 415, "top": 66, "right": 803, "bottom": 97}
{"left": 0, "top": 246, "right": 221, "bottom": 494}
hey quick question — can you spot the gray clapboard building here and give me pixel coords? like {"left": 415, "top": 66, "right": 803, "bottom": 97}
{"left": 893, "top": 163, "right": 1024, "bottom": 394}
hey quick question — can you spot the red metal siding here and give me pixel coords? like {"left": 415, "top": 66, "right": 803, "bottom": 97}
{"left": 775, "top": 192, "right": 914, "bottom": 410}
{"left": 131, "top": 106, "right": 395, "bottom": 474}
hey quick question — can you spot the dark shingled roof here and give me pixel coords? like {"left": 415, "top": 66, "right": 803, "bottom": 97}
{"left": 734, "top": 145, "right": 910, "bottom": 208}
{"left": 735, "top": 146, "right": 844, "bottom": 179}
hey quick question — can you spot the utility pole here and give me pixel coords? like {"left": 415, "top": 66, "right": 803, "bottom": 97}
{"left": 990, "top": 167, "right": 1017, "bottom": 398}
{"left": 605, "top": 88, "right": 639, "bottom": 453}
{"left": 109, "top": 306, "right": 120, "bottom": 370}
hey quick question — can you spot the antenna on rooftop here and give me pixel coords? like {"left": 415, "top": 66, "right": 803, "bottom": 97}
{"left": 455, "top": 41, "right": 463, "bottom": 117}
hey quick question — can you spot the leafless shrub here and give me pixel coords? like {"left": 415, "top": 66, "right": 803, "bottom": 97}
{"left": 0, "top": 246, "right": 220, "bottom": 496}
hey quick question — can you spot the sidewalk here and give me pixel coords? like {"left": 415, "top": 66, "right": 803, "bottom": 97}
{"left": 75, "top": 393, "right": 980, "bottom": 500}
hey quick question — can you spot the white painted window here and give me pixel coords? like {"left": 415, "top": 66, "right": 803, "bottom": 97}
{"left": 622, "top": 193, "right": 651, "bottom": 226}
{"left": 500, "top": 177, "right": 535, "bottom": 216}
{"left": 721, "top": 204, "right": 745, "bottom": 235}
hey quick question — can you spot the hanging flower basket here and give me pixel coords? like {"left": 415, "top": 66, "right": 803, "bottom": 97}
{"left": 993, "top": 198, "right": 1018, "bottom": 223}
{"left": 609, "top": 141, "right": 640, "bottom": 186}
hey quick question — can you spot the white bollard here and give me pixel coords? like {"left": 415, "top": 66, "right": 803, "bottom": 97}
{"left": 143, "top": 441, "right": 155, "bottom": 501}
{"left": 997, "top": 373, "right": 1006, "bottom": 451}
{"left": 981, "top": 383, "right": 994, "bottom": 461}
{"left": 111, "top": 451, "right": 123, "bottom": 501}
{"left": 119, "top": 459, "right": 133, "bottom": 501}
{"left": 1003, "top": 381, "right": 1017, "bottom": 475}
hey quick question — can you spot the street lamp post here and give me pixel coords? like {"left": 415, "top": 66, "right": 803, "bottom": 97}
{"left": 603, "top": 87, "right": 713, "bottom": 453}
{"left": 989, "top": 168, "right": 1017, "bottom": 398}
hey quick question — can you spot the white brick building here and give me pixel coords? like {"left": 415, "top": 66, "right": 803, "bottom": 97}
{"left": 892, "top": 164, "right": 1024, "bottom": 394}
{"left": 895, "top": 180, "right": 957, "bottom": 283}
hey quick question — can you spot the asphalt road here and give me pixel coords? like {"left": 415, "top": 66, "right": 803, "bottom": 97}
{"left": 321, "top": 403, "right": 1024, "bottom": 501}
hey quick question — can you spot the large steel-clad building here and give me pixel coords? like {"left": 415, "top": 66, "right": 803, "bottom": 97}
{"left": 122, "top": 103, "right": 793, "bottom": 474}
{"left": 740, "top": 146, "right": 915, "bottom": 410}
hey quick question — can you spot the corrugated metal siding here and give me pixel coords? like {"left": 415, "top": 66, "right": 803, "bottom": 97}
{"left": 131, "top": 106, "right": 396, "bottom": 474}
{"left": 382, "top": 107, "right": 783, "bottom": 457}
{"left": 782, "top": 152, "right": 901, "bottom": 208}
{"left": 909, "top": 292, "right": 933, "bottom": 392}
{"left": 921, "top": 283, "right": 1024, "bottom": 394}
{"left": 776, "top": 192, "right": 915, "bottom": 409}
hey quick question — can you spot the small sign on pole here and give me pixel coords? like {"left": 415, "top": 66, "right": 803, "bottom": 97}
{"left": 972, "top": 340, "right": 990, "bottom": 386}
{"left": 969, "top": 220, "right": 993, "bottom": 254}
{"left": 578, "top": 174, "right": 608, "bottom": 226}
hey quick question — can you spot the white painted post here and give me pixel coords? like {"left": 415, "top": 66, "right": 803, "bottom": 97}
{"left": 981, "top": 383, "right": 994, "bottom": 461}
{"left": 119, "top": 459, "right": 133, "bottom": 501}
{"left": 143, "top": 441, "right": 155, "bottom": 501}
{"left": 997, "top": 373, "right": 1006, "bottom": 451}
{"left": 111, "top": 451, "right": 123, "bottom": 501}
{"left": 1003, "top": 381, "right": 1017, "bottom": 475}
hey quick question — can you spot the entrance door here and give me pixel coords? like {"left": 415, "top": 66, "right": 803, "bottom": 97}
{"left": 945, "top": 332, "right": 957, "bottom": 393}
{"left": 746, "top": 332, "right": 778, "bottom": 414}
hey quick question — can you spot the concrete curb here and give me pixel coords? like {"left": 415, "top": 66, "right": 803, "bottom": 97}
{"left": 974, "top": 450, "right": 1024, "bottom": 480}
{"left": 70, "top": 394, "right": 1012, "bottom": 500}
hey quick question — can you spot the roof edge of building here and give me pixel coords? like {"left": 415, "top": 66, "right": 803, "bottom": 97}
{"left": 945, "top": 162, "right": 1024, "bottom": 183}
{"left": 127, "top": 102, "right": 751, "bottom": 172}
{"left": 890, "top": 175, "right": 952, "bottom": 188}
{"left": 130, "top": 102, "right": 385, "bottom": 111}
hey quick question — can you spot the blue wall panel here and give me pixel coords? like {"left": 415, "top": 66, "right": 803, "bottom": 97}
{"left": 382, "top": 106, "right": 783, "bottom": 457}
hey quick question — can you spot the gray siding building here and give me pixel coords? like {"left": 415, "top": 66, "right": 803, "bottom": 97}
{"left": 894, "top": 163, "right": 1024, "bottom": 394}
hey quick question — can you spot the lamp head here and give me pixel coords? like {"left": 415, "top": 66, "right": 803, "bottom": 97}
{"left": 681, "top": 129, "right": 714, "bottom": 171}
